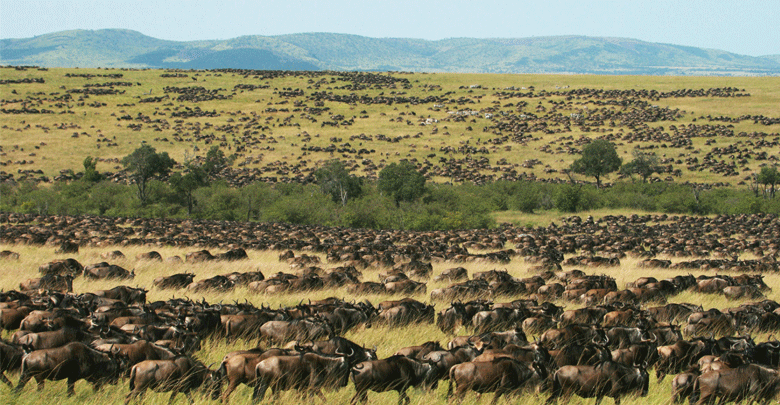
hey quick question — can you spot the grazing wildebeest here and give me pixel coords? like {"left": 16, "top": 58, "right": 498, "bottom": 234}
{"left": 15, "top": 341, "right": 122, "bottom": 396}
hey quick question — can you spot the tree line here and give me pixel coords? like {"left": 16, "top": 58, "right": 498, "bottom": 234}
{"left": 1, "top": 142, "right": 779, "bottom": 230}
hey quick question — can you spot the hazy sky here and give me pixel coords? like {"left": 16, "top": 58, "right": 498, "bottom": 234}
{"left": 1, "top": 0, "right": 778, "bottom": 56}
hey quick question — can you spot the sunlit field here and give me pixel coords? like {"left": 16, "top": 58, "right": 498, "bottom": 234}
{"left": 1, "top": 240, "right": 777, "bottom": 404}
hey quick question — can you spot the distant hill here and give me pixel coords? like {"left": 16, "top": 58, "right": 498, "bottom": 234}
{"left": 2, "top": 29, "right": 779, "bottom": 75}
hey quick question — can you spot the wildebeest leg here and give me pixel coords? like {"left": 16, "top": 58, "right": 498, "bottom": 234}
{"left": 66, "top": 379, "right": 76, "bottom": 396}
{"left": 185, "top": 391, "right": 195, "bottom": 405}
{"left": 490, "top": 390, "right": 504, "bottom": 405}
{"left": 167, "top": 391, "right": 178, "bottom": 405}
{"left": 593, "top": 395, "right": 604, "bottom": 405}
{"left": 252, "top": 382, "right": 269, "bottom": 404}
{"left": 0, "top": 372, "right": 12, "bottom": 388}
{"left": 14, "top": 372, "right": 32, "bottom": 393}
{"left": 398, "top": 388, "right": 411, "bottom": 405}
{"left": 313, "top": 388, "right": 327, "bottom": 402}
{"left": 221, "top": 380, "right": 239, "bottom": 404}
{"left": 124, "top": 389, "right": 143, "bottom": 405}
{"left": 350, "top": 388, "right": 368, "bottom": 405}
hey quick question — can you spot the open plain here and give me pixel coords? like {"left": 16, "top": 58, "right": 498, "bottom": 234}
{"left": 2, "top": 67, "right": 780, "bottom": 404}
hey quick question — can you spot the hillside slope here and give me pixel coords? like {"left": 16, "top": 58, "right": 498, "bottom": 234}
{"left": 2, "top": 29, "right": 779, "bottom": 75}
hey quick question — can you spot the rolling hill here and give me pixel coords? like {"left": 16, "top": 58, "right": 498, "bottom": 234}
{"left": 2, "top": 29, "right": 779, "bottom": 75}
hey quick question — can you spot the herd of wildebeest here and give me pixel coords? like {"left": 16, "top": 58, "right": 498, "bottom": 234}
{"left": 2, "top": 67, "right": 779, "bottom": 189}
{"left": 1, "top": 212, "right": 780, "bottom": 404}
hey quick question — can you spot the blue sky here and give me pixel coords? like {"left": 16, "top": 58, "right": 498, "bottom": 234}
{"left": 1, "top": 0, "right": 778, "bottom": 56}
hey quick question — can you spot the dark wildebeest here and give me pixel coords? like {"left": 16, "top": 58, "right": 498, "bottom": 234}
{"left": 153, "top": 273, "right": 195, "bottom": 290}
{"left": 350, "top": 355, "right": 438, "bottom": 405}
{"left": 691, "top": 363, "right": 780, "bottom": 405}
{"left": 19, "top": 274, "right": 74, "bottom": 292}
{"left": 94, "top": 340, "right": 177, "bottom": 369}
{"left": 259, "top": 317, "right": 333, "bottom": 344}
{"left": 0, "top": 339, "right": 24, "bottom": 387}
{"left": 304, "top": 336, "right": 378, "bottom": 366}
{"left": 422, "top": 344, "right": 483, "bottom": 381}
{"left": 83, "top": 263, "right": 135, "bottom": 280}
{"left": 16, "top": 317, "right": 93, "bottom": 351}
{"left": 1, "top": 306, "right": 31, "bottom": 331}
{"left": 670, "top": 369, "right": 699, "bottom": 404}
{"left": 14, "top": 341, "right": 122, "bottom": 396}
{"left": 394, "top": 341, "right": 445, "bottom": 360}
{"left": 546, "top": 350, "right": 649, "bottom": 405}
{"left": 656, "top": 337, "right": 716, "bottom": 382}
{"left": 448, "top": 357, "right": 545, "bottom": 405}
{"left": 125, "top": 356, "right": 219, "bottom": 404}
{"left": 253, "top": 352, "right": 350, "bottom": 403}
{"left": 95, "top": 285, "right": 147, "bottom": 305}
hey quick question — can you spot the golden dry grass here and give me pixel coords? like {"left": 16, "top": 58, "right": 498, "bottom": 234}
{"left": 1, "top": 241, "right": 779, "bottom": 404}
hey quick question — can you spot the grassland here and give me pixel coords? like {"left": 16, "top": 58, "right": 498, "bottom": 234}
{"left": 1, "top": 242, "right": 778, "bottom": 404}
{"left": 1, "top": 67, "right": 779, "bottom": 188}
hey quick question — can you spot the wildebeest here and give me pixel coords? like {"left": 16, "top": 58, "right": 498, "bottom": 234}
{"left": 670, "top": 369, "right": 699, "bottom": 404}
{"left": 16, "top": 316, "right": 92, "bottom": 351}
{"left": 253, "top": 352, "right": 350, "bottom": 402}
{"left": 691, "top": 363, "right": 780, "bottom": 405}
{"left": 15, "top": 341, "right": 123, "bottom": 396}
{"left": 94, "top": 285, "right": 147, "bottom": 305}
{"left": 0, "top": 339, "right": 23, "bottom": 387}
{"left": 38, "top": 258, "right": 83, "bottom": 275}
{"left": 448, "top": 357, "right": 544, "bottom": 404}
{"left": 0, "top": 306, "right": 31, "bottom": 331}
{"left": 303, "top": 336, "right": 378, "bottom": 366}
{"left": 125, "top": 356, "right": 219, "bottom": 404}
{"left": 152, "top": 273, "right": 195, "bottom": 290}
{"left": 83, "top": 262, "right": 135, "bottom": 280}
{"left": 94, "top": 340, "right": 177, "bottom": 369}
{"left": 259, "top": 317, "right": 333, "bottom": 344}
{"left": 655, "top": 337, "right": 716, "bottom": 382}
{"left": 216, "top": 347, "right": 302, "bottom": 404}
{"left": 546, "top": 349, "right": 649, "bottom": 405}
{"left": 394, "top": 341, "right": 445, "bottom": 360}
{"left": 19, "top": 274, "right": 74, "bottom": 292}
{"left": 350, "top": 355, "right": 438, "bottom": 405}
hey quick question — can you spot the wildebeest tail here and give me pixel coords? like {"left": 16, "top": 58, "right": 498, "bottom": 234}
{"left": 128, "top": 365, "right": 137, "bottom": 391}
{"left": 689, "top": 375, "right": 700, "bottom": 405}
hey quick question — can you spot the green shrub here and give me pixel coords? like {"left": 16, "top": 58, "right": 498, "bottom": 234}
{"left": 555, "top": 184, "right": 583, "bottom": 213}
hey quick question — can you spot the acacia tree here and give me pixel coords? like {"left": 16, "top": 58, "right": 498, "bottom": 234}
{"left": 314, "top": 159, "right": 362, "bottom": 206}
{"left": 620, "top": 149, "right": 662, "bottom": 183}
{"left": 202, "top": 146, "right": 232, "bottom": 176}
{"left": 169, "top": 165, "right": 208, "bottom": 215}
{"left": 121, "top": 145, "right": 175, "bottom": 205}
{"left": 757, "top": 166, "right": 780, "bottom": 198}
{"left": 378, "top": 160, "right": 426, "bottom": 206}
{"left": 571, "top": 139, "right": 622, "bottom": 189}
{"left": 82, "top": 156, "right": 103, "bottom": 183}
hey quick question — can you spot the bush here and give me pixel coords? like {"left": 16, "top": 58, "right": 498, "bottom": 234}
{"left": 555, "top": 184, "right": 583, "bottom": 213}
{"left": 513, "top": 182, "right": 541, "bottom": 213}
